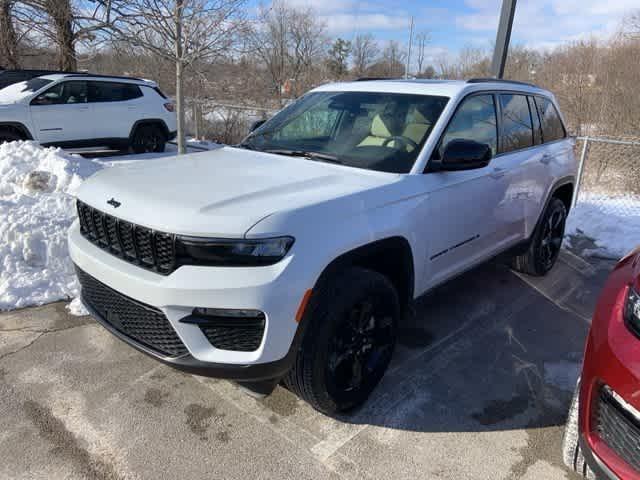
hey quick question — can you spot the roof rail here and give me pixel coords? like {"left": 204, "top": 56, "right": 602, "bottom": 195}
{"left": 63, "top": 73, "right": 147, "bottom": 82}
{"left": 467, "top": 77, "right": 538, "bottom": 88}
{"left": 354, "top": 77, "right": 396, "bottom": 81}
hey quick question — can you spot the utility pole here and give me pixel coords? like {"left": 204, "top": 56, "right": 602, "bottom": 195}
{"left": 405, "top": 16, "right": 414, "bottom": 79}
{"left": 491, "top": 0, "right": 517, "bottom": 78}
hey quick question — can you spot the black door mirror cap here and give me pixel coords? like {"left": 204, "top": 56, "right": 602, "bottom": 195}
{"left": 249, "top": 119, "right": 266, "bottom": 133}
{"left": 435, "top": 139, "right": 492, "bottom": 171}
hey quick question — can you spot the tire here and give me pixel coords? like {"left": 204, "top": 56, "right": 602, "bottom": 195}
{"left": 284, "top": 267, "right": 400, "bottom": 415}
{"left": 0, "top": 128, "right": 23, "bottom": 145}
{"left": 562, "top": 381, "right": 595, "bottom": 479}
{"left": 512, "top": 197, "right": 567, "bottom": 276}
{"left": 131, "top": 124, "right": 166, "bottom": 154}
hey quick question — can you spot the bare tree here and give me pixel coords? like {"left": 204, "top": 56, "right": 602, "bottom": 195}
{"left": 0, "top": 0, "right": 19, "bottom": 68}
{"left": 351, "top": 33, "right": 378, "bottom": 77}
{"left": 106, "top": 0, "right": 247, "bottom": 153}
{"left": 15, "top": 0, "right": 114, "bottom": 71}
{"left": 627, "top": 9, "right": 640, "bottom": 38}
{"left": 370, "top": 40, "right": 405, "bottom": 77}
{"left": 248, "top": 1, "right": 326, "bottom": 102}
{"left": 415, "top": 31, "right": 430, "bottom": 75}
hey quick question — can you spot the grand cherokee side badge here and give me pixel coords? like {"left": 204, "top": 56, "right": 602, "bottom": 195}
{"left": 107, "top": 198, "right": 121, "bottom": 208}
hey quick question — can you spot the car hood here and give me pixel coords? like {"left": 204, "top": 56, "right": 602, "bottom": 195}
{"left": 76, "top": 146, "right": 394, "bottom": 237}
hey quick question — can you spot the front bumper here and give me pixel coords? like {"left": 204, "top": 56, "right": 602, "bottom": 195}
{"left": 82, "top": 294, "right": 301, "bottom": 381}
{"left": 579, "top": 257, "right": 640, "bottom": 480}
{"left": 580, "top": 435, "right": 621, "bottom": 480}
{"left": 68, "top": 221, "right": 311, "bottom": 372}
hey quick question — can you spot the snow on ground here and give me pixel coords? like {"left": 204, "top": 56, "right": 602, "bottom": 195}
{"left": 0, "top": 140, "right": 218, "bottom": 313}
{"left": 565, "top": 192, "right": 640, "bottom": 259}
{"left": 0, "top": 141, "right": 103, "bottom": 310}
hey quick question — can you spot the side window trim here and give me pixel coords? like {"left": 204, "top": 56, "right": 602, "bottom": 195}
{"left": 528, "top": 95, "right": 544, "bottom": 144}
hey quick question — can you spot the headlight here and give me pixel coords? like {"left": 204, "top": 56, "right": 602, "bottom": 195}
{"left": 175, "top": 235, "right": 294, "bottom": 267}
{"left": 624, "top": 285, "right": 640, "bottom": 336}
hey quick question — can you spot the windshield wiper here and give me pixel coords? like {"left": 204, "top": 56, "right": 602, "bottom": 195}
{"left": 236, "top": 142, "right": 258, "bottom": 150}
{"left": 263, "top": 149, "right": 343, "bottom": 164}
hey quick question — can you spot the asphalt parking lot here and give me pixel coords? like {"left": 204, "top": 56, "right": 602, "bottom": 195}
{"left": 0, "top": 250, "right": 615, "bottom": 480}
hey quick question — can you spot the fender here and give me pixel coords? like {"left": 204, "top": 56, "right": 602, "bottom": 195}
{"left": 311, "top": 236, "right": 415, "bottom": 312}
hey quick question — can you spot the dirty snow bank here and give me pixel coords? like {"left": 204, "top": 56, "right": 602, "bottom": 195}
{"left": 565, "top": 193, "right": 640, "bottom": 259}
{"left": 0, "top": 141, "right": 103, "bottom": 310}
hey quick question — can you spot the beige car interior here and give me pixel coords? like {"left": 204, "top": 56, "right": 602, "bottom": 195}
{"left": 358, "top": 108, "right": 433, "bottom": 151}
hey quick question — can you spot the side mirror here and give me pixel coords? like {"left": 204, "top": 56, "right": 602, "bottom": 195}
{"left": 31, "top": 93, "right": 58, "bottom": 106}
{"left": 249, "top": 119, "right": 266, "bottom": 133}
{"left": 438, "top": 139, "right": 492, "bottom": 171}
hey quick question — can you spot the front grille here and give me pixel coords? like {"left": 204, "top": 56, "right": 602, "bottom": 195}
{"left": 77, "top": 201, "right": 176, "bottom": 274}
{"left": 595, "top": 386, "right": 640, "bottom": 472}
{"left": 200, "top": 318, "right": 265, "bottom": 352}
{"left": 76, "top": 267, "right": 188, "bottom": 357}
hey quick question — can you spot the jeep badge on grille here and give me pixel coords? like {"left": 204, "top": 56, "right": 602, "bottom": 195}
{"left": 107, "top": 198, "right": 121, "bottom": 208}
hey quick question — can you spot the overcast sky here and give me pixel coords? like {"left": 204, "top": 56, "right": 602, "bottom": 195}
{"left": 262, "top": 0, "right": 637, "bottom": 64}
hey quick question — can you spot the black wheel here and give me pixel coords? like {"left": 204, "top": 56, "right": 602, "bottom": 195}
{"left": 284, "top": 267, "right": 399, "bottom": 415}
{"left": 131, "top": 125, "right": 166, "bottom": 153}
{"left": 512, "top": 197, "right": 567, "bottom": 276}
{"left": 0, "top": 128, "right": 23, "bottom": 144}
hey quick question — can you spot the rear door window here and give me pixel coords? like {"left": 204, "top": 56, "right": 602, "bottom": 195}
{"left": 499, "top": 94, "right": 533, "bottom": 153}
{"left": 535, "top": 97, "right": 566, "bottom": 142}
{"left": 88, "top": 81, "right": 143, "bottom": 102}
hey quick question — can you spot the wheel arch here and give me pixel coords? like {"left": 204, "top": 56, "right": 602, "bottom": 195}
{"left": 0, "top": 122, "right": 33, "bottom": 140}
{"left": 313, "top": 236, "right": 415, "bottom": 316}
{"left": 552, "top": 181, "right": 574, "bottom": 213}
{"left": 129, "top": 119, "right": 169, "bottom": 141}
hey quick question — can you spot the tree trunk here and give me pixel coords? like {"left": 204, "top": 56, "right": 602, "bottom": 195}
{"left": 175, "top": 0, "right": 186, "bottom": 154}
{"left": 46, "top": 0, "right": 77, "bottom": 71}
{"left": 0, "top": 0, "right": 19, "bottom": 69}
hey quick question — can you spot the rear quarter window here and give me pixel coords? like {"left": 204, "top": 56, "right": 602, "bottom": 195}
{"left": 535, "top": 97, "right": 566, "bottom": 142}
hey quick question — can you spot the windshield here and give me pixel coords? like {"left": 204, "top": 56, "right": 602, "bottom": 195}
{"left": 0, "top": 78, "right": 53, "bottom": 104}
{"left": 241, "top": 91, "right": 449, "bottom": 173}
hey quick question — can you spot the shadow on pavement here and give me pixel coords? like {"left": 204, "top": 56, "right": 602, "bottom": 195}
{"left": 322, "top": 252, "right": 614, "bottom": 434}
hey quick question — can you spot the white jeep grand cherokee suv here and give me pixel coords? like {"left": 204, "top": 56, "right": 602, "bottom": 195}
{"left": 69, "top": 78, "right": 576, "bottom": 414}
{"left": 0, "top": 73, "right": 176, "bottom": 152}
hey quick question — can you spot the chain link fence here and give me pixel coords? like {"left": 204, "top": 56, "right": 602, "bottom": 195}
{"left": 568, "top": 136, "right": 640, "bottom": 259}
{"left": 574, "top": 136, "right": 640, "bottom": 216}
{"left": 186, "top": 100, "right": 275, "bottom": 145}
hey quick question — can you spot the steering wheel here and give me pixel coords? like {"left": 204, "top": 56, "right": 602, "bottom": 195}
{"left": 382, "top": 136, "right": 419, "bottom": 151}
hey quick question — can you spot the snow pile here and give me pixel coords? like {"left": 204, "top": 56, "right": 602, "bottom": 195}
{"left": 566, "top": 192, "right": 640, "bottom": 259}
{"left": 0, "top": 141, "right": 103, "bottom": 310}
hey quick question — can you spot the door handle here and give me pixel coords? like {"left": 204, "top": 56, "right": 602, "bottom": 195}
{"left": 540, "top": 153, "right": 553, "bottom": 165}
{"left": 490, "top": 167, "right": 506, "bottom": 179}
{"left": 78, "top": 106, "right": 89, "bottom": 111}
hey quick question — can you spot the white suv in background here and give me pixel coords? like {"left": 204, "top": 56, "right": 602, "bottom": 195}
{"left": 0, "top": 73, "right": 176, "bottom": 152}
{"left": 69, "top": 78, "right": 576, "bottom": 414}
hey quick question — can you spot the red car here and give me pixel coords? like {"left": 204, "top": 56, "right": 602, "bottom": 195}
{"left": 564, "top": 246, "right": 640, "bottom": 479}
